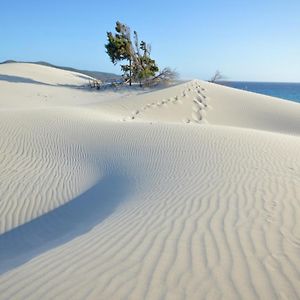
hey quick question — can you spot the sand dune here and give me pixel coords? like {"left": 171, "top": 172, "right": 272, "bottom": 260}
{"left": 0, "top": 63, "right": 300, "bottom": 299}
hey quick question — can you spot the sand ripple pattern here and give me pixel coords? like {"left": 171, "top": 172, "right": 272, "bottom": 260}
{"left": 1, "top": 68, "right": 300, "bottom": 300}
{"left": 0, "top": 115, "right": 300, "bottom": 299}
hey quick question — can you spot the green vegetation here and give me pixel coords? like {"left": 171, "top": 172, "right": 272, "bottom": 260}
{"left": 105, "top": 21, "right": 176, "bottom": 87}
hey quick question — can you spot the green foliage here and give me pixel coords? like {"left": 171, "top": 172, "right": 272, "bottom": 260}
{"left": 105, "top": 21, "right": 159, "bottom": 86}
{"left": 105, "top": 22, "right": 132, "bottom": 64}
{"left": 134, "top": 50, "right": 159, "bottom": 82}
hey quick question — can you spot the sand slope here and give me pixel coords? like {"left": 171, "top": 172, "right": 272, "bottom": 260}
{"left": 0, "top": 63, "right": 300, "bottom": 300}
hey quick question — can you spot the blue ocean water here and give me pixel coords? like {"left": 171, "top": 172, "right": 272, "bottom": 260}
{"left": 219, "top": 81, "right": 300, "bottom": 104}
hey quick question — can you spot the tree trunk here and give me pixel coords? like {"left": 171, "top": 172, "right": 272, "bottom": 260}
{"left": 129, "top": 59, "right": 132, "bottom": 86}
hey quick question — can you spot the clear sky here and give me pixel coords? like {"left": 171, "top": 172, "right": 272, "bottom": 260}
{"left": 1, "top": 0, "right": 299, "bottom": 82}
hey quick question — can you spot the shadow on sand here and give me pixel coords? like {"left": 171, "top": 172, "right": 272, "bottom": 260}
{"left": 0, "top": 172, "right": 132, "bottom": 274}
{"left": 0, "top": 74, "right": 52, "bottom": 86}
{"left": 0, "top": 74, "right": 185, "bottom": 94}
{"left": 0, "top": 74, "right": 90, "bottom": 90}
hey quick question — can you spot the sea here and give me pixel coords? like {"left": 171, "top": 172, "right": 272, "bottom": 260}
{"left": 219, "top": 81, "right": 300, "bottom": 104}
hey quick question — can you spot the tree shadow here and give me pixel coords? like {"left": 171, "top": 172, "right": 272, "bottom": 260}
{"left": 91, "top": 80, "right": 186, "bottom": 95}
{"left": 0, "top": 172, "right": 133, "bottom": 274}
{"left": 0, "top": 74, "right": 185, "bottom": 93}
{"left": 0, "top": 74, "right": 51, "bottom": 86}
{"left": 0, "top": 74, "right": 90, "bottom": 90}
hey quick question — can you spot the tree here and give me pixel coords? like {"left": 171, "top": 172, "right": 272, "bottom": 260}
{"left": 132, "top": 31, "right": 159, "bottom": 86}
{"left": 210, "top": 70, "right": 224, "bottom": 83}
{"left": 105, "top": 21, "right": 134, "bottom": 85}
{"left": 105, "top": 21, "right": 159, "bottom": 86}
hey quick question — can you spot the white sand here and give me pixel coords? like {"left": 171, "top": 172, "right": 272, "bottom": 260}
{"left": 0, "top": 63, "right": 300, "bottom": 300}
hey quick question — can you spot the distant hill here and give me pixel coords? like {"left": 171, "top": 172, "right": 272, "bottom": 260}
{"left": 0, "top": 60, "right": 121, "bottom": 82}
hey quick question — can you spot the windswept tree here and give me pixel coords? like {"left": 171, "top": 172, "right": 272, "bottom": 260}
{"left": 105, "top": 21, "right": 159, "bottom": 86}
{"left": 132, "top": 31, "right": 159, "bottom": 86}
{"left": 105, "top": 21, "right": 134, "bottom": 85}
{"left": 210, "top": 70, "right": 224, "bottom": 83}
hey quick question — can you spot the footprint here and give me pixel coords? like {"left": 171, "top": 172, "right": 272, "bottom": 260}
{"left": 192, "top": 104, "right": 200, "bottom": 112}
{"left": 183, "top": 118, "right": 191, "bottom": 124}
{"left": 192, "top": 111, "right": 202, "bottom": 122}
{"left": 200, "top": 119, "right": 209, "bottom": 124}
{"left": 198, "top": 102, "right": 205, "bottom": 109}
{"left": 194, "top": 96, "right": 204, "bottom": 106}
{"left": 172, "top": 96, "right": 179, "bottom": 104}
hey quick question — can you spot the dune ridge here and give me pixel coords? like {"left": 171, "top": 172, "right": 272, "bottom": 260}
{"left": 0, "top": 63, "right": 300, "bottom": 299}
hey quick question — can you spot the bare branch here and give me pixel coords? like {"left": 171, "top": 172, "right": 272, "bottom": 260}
{"left": 210, "top": 70, "right": 224, "bottom": 83}
{"left": 144, "top": 68, "right": 178, "bottom": 87}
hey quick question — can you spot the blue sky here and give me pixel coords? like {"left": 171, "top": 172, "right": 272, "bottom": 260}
{"left": 1, "top": 0, "right": 299, "bottom": 82}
